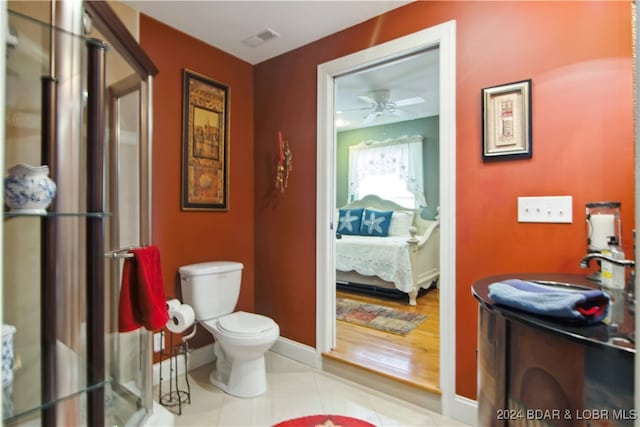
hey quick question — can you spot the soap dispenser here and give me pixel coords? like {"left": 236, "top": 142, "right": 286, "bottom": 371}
{"left": 601, "top": 236, "right": 625, "bottom": 290}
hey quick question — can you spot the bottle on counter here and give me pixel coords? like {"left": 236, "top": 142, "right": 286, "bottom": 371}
{"left": 601, "top": 236, "right": 626, "bottom": 290}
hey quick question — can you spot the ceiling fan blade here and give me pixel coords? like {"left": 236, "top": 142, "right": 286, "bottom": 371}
{"left": 392, "top": 109, "right": 415, "bottom": 118}
{"left": 358, "top": 95, "right": 376, "bottom": 104}
{"left": 363, "top": 112, "right": 378, "bottom": 124}
{"left": 340, "top": 106, "right": 373, "bottom": 112}
{"left": 394, "top": 96, "right": 425, "bottom": 107}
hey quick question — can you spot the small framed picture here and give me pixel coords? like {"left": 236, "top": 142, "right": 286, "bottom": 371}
{"left": 181, "top": 69, "right": 229, "bottom": 210}
{"left": 481, "top": 79, "right": 532, "bottom": 161}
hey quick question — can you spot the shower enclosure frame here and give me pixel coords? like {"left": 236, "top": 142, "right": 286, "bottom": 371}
{"left": 83, "top": 1, "right": 158, "bottom": 423}
{"left": 76, "top": 1, "right": 158, "bottom": 423}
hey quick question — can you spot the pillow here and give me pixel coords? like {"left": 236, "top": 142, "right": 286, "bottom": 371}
{"left": 360, "top": 208, "right": 393, "bottom": 237}
{"left": 388, "top": 211, "right": 415, "bottom": 237}
{"left": 337, "top": 208, "right": 364, "bottom": 235}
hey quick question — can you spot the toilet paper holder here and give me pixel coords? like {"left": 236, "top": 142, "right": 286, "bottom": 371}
{"left": 166, "top": 300, "right": 195, "bottom": 334}
{"left": 158, "top": 330, "right": 191, "bottom": 415}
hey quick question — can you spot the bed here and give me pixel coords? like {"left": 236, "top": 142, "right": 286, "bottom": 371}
{"left": 335, "top": 194, "right": 440, "bottom": 305}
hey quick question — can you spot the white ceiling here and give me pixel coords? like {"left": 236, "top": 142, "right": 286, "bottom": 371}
{"left": 123, "top": 0, "right": 438, "bottom": 130}
{"left": 124, "top": 1, "right": 411, "bottom": 65}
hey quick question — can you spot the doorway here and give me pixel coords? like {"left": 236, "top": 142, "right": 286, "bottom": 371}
{"left": 316, "top": 21, "right": 457, "bottom": 416}
{"left": 331, "top": 47, "right": 440, "bottom": 391}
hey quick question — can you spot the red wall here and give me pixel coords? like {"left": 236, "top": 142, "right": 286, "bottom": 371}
{"left": 139, "top": 16, "right": 255, "bottom": 347}
{"left": 139, "top": 1, "right": 633, "bottom": 401}
{"left": 453, "top": 2, "right": 633, "bottom": 398}
{"left": 253, "top": 1, "right": 634, "bottom": 400}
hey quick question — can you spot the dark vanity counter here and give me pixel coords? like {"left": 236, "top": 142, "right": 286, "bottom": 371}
{"left": 472, "top": 273, "right": 635, "bottom": 354}
{"left": 473, "top": 273, "right": 635, "bottom": 427}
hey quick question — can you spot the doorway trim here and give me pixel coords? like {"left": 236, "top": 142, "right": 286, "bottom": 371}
{"left": 316, "top": 20, "right": 459, "bottom": 418}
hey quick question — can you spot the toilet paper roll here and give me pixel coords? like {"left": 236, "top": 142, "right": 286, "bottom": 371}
{"left": 166, "top": 304, "right": 195, "bottom": 333}
{"left": 589, "top": 214, "right": 615, "bottom": 250}
{"left": 166, "top": 299, "right": 181, "bottom": 312}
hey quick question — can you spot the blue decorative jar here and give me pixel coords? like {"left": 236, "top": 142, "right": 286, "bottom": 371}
{"left": 4, "top": 164, "right": 57, "bottom": 214}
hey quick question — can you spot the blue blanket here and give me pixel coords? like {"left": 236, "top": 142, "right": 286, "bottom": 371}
{"left": 488, "top": 279, "right": 609, "bottom": 324}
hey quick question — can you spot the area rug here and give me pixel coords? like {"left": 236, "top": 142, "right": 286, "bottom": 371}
{"left": 336, "top": 297, "right": 426, "bottom": 336}
{"left": 273, "top": 414, "right": 377, "bottom": 427}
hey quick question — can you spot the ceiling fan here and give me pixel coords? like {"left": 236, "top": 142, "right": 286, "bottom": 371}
{"left": 348, "top": 89, "right": 425, "bottom": 124}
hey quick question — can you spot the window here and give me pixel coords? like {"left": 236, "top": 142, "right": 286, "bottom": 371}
{"left": 348, "top": 135, "right": 426, "bottom": 208}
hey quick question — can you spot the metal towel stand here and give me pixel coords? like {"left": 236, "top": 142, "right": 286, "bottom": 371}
{"left": 158, "top": 324, "right": 196, "bottom": 415}
{"left": 104, "top": 246, "right": 194, "bottom": 415}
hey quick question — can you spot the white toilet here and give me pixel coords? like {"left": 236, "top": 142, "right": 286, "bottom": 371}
{"left": 179, "top": 261, "right": 279, "bottom": 398}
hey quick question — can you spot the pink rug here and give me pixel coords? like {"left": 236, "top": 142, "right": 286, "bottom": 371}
{"left": 273, "top": 414, "right": 377, "bottom": 427}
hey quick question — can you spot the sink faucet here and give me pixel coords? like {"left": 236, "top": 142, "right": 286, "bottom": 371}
{"left": 580, "top": 253, "right": 636, "bottom": 305}
{"left": 579, "top": 253, "right": 635, "bottom": 269}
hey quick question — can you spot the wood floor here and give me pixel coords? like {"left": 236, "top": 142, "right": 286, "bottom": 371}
{"left": 323, "top": 287, "right": 440, "bottom": 394}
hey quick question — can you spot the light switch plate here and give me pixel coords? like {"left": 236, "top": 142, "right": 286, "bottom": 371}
{"left": 517, "top": 196, "right": 573, "bottom": 223}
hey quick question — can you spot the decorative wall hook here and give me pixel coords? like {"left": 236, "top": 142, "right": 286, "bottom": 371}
{"left": 275, "top": 130, "right": 292, "bottom": 192}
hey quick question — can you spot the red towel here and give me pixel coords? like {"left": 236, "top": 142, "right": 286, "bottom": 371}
{"left": 118, "top": 258, "right": 140, "bottom": 332}
{"left": 118, "top": 245, "right": 170, "bottom": 332}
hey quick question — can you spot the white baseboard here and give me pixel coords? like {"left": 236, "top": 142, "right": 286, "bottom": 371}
{"left": 152, "top": 344, "right": 214, "bottom": 386}
{"left": 270, "top": 336, "right": 320, "bottom": 368}
{"left": 153, "top": 354, "right": 186, "bottom": 386}
{"left": 452, "top": 394, "right": 477, "bottom": 426}
{"left": 186, "top": 343, "right": 215, "bottom": 370}
{"left": 156, "top": 336, "right": 318, "bottom": 385}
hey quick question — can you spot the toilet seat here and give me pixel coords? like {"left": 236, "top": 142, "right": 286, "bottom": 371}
{"left": 215, "top": 311, "right": 277, "bottom": 336}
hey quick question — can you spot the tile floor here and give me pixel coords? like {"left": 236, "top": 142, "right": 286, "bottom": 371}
{"left": 163, "top": 351, "right": 469, "bottom": 427}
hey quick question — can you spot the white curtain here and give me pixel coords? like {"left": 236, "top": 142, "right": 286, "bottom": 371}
{"left": 348, "top": 135, "right": 427, "bottom": 207}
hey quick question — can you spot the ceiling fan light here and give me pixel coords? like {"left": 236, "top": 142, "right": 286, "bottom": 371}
{"left": 370, "top": 89, "right": 391, "bottom": 101}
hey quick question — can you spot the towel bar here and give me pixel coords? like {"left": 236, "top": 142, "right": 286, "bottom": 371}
{"left": 104, "top": 246, "right": 138, "bottom": 259}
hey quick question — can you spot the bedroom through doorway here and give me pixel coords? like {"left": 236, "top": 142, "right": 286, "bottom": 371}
{"left": 316, "top": 21, "right": 456, "bottom": 414}
{"left": 327, "top": 47, "right": 441, "bottom": 393}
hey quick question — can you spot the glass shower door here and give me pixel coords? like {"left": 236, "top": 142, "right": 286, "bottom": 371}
{"left": 104, "top": 79, "right": 147, "bottom": 426}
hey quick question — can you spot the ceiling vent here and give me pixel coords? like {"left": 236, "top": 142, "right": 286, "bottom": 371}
{"left": 242, "top": 28, "right": 280, "bottom": 48}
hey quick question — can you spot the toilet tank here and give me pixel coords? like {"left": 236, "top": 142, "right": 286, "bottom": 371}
{"left": 179, "top": 261, "right": 243, "bottom": 321}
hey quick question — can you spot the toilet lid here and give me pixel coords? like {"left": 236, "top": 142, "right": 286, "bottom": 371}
{"left": 217, "top": 311, "right": 276, "bottom": 335}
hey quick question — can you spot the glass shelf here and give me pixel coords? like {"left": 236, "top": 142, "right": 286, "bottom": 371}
{"left": 9, "top": 8, "right": 92, "bottom": 44}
